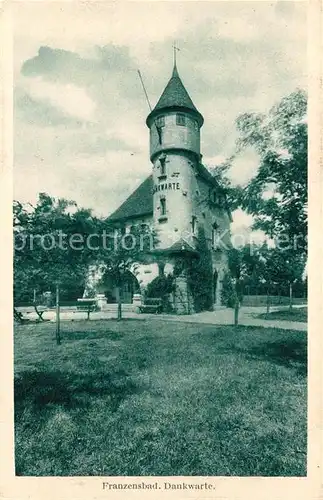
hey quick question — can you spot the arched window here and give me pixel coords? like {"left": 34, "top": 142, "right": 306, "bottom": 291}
{"left": 159, "top": 154, "right": 167, "bottom": 176}
{"left": 212, "top": 222, "right": 219, "bottom": 248}
{"left": 160, "top": 197, "right": 167, "bottom": 216}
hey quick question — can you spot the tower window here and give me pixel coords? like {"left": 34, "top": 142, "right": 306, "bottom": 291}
{"left": 159, "top": 155, "right": 167, "bottom": 176}
{"left": 191, "top": 216, "right": 197, "bottom": 235}
{"left": 156, "top": 116, "right": 165, "bottom": 127}
{"left": 160, "top": 197, "right": 166, "bottom": 216}
{"left": 176, "top": 113, "right": 186, "bottom": 126}
{"left": 212, "top": 223, "right": 219, "bottom": 248}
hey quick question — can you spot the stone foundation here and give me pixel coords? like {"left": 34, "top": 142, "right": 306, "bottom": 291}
{"left": 172, "top": 274, "right": 194, "bottom": 314}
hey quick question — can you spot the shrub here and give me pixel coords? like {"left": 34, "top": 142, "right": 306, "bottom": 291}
{"left": 221, "top": 272, "right": 236, "bottom": 308}
{"left": 145, "top": 274, "right": 175, "bottom": 312}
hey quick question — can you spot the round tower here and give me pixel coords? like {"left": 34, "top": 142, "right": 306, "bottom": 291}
{"left": 146, "top": 64, "right": 204, "bottom": 249}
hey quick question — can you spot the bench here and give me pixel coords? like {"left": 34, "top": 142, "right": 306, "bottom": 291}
{"left": 14, "top": 304, "right": 49, "bottom": 323}
{"left": 76, "top": 298, "right": 97, "bottom": 320}
{"left": 138, "top": 298, "right": 163, "bottom": 314}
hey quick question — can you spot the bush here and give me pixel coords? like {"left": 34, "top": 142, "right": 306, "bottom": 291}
{"left": 221, "top": 272, "right": 236, "bottom": 308}
{"left": 187, "top": 227, "right": 214, "bottom": 312}
{"left": 145, "top": 275, "right": 175, "bottom": 312}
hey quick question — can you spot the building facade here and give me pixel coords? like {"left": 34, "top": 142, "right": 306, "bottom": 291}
{"left": 91, "top": 63, "right": 232, "bottom": 313}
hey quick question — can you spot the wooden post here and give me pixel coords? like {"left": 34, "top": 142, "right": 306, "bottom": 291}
{"left": 55, "top": 283, "right": 61, "bottom": 345}
{"left": 234, "top": 279, "right": 239, "bottom": 326}
{"left": 289, "top": 282, "right": 293, "bottom": 312}
{"left": 116, "top": 286, "right": 122, "bottom": 321}
{"left": 266, "top": 287, "right": 270, "bottom": 315}
{"left": 33, "top": 288, "right": 36, "bottom": 304}
{"left": 234, "top": 298, "right": 239, "bottom": 326}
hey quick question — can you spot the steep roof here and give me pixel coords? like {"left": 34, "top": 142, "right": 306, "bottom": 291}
{"left": 107, "top": 165, "right": 232, "bottom": 224}
{"left": 107, "top": 175, "right": 153, "bottom": 222}
{"left": 167, "top": 238, "right": 198, "bottom": 255}
{"left": 146, "top": 65, "right": 204, "bottom": 127}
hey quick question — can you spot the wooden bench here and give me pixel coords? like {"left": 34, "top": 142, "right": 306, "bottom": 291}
{"left": 138, "top": 298, "right": 162, "bottom": 314}
{"left": 76, "top": 298, "right": 97, "bottom": 320}
{"left": 14, "top": 304, "right": 49, "bottom": 323}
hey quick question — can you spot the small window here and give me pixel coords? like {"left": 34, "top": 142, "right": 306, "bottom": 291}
{"left": 160, "top": 198, "right": 166, "bottom": 216}
{"left": 191, "top": 216, "right": 197, "bottom": 235}
{"left": 160, "top": 155, "right": 167, "bottom": 176}
{"left": 176, "top": 113, "right": 186, "bottom": 126}
{"left": 212, "top": 223, "right": 219, "bottom": 248}
{"left": 156, "top": 115, "right": 165, "bottom": 127}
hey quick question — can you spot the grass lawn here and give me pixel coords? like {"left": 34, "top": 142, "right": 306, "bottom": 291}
{"left": 256, "top": 308, "right": 307, "bottom": 323}
{"left": 14, "top": 319, "right": 307, "bottom": 476}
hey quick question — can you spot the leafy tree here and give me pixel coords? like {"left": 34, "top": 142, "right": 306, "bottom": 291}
{"left": 98, "top": 223, "right": 157, "bottom": 320}
{"left": 14, "top": 194, "right": 105, "bottom": 341}
{"left": 233, "top": 89, "right": 307, "bottom": 253}
{"left": 227, "top": 247, "right": 244, "bottom": 325}
{"left": 252, "top": 243, "right": 306, "bottom": 312}
{"left": 14, "top": 194, "right": 103, "bottom": 304}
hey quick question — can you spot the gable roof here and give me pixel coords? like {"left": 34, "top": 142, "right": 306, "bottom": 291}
{"left": 146, "top": 65, "right": 204, "bottom": 127}
{"left": 107, "top": 175, "right": 153, "bottom": 222}
{"left": 107, "top": 165, "right": 232, "bottom": 224}
{"left": 167, "top": 237, "right": 198, "bottom": 254}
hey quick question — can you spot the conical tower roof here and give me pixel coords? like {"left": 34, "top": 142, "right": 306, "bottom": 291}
{"left": 146, "top": 64, "right": 204, "bottom": 127}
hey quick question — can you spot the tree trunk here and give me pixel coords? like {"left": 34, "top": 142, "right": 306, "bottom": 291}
{"left": 289, "top": 282, "right": 293, "bottom": 312}
{"left": 116, "top": 286, "right": 122, "bottom": 321}
{"left": 234, "top": 298, "right": 239, "bottom": 326}
{"left": 234, "top": 280, "right": 239, "bottom": 326}
{"left": 266, "top": 287, "right": 270, "bottom": 314}
{"left": 55, "top": 283, "right": 61, "bottom": 345}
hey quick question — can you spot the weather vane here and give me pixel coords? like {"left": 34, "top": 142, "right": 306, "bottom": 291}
{"left": 172, "top": 42, "right": 180, "bottom": 66}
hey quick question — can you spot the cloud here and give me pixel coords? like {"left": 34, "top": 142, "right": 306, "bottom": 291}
{"left": 14, "top": 87, "right": 84, "bottom": 128}
{"left": 23, "top": 77, "right": 96, "bottom": 122}
{"left": 14, "top": 1, "right": 307, "bottom": 220}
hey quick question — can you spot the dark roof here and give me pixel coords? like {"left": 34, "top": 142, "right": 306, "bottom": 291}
{"left": 196, "top": 163, "right": 220, "bottom": 188}
{"left": 146, "top": 65, "right": 204, "bottom": 127}
{"left": 107, "top": 165, "right": 232, "bottom": 223}
{"left": 153, "top": 238, "right": 199, "bottom": 257}
{"left": 167, "top": 238, "right": 198, "bottom": 254}
{"left": 196, "top": 164, "right": 233, "bottom": 222}
{"left": 107, "top": 175, "right": 153, "bottom": 222}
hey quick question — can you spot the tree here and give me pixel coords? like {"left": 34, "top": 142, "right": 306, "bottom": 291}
{"left": 253, "top": 243, "right": 306, "bottom": 313}
{"left": 227, "top": 247, "right": 251, "bottom": 325}
{"left": 234, "top": 89, "right": 307, "bottom": 254}
{"left": 98, "top": 223, "right": 156, "bottom": 321}
{"left": 232, "top": 242, "right": 306, "bottom": 313}
{"left": 14, "top": 193, "right": 103, "bottom": 341}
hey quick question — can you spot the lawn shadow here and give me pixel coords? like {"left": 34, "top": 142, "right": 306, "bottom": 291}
{"left": 14, "top": 368, "right": 140, "bottom": 418}
{"left": 248, "top": 339, "right": 307, "bottom": 375}
{"left": 62, "top": 330, "right": 124, "bottom": 342}
{"left": 220, "top": 338, "right": 307, "bottom": 376}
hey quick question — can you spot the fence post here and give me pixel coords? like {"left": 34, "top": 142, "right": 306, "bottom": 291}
{"left": 56, "top": 283, "right": 61, "bottom": 345}
{"left": 289, "top": 282, "right": 293, "bottom": 312}
{"left": 266, "top": 287, "right": 270, "bottom": 314}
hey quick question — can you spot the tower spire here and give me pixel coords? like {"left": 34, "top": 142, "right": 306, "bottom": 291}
{"left": 172, "top": 42, "right": 180, "bottom": 75}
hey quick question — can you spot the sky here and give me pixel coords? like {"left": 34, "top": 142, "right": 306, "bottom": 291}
{"left": 13, "top": 1, "right": 307, "bottom": 235}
